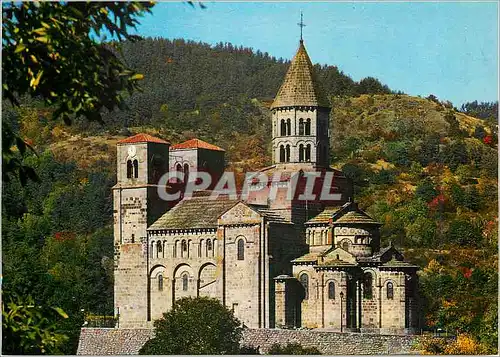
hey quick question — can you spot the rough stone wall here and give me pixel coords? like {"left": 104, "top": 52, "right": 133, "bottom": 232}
{"left": 77, "top": 328, "right": 423, "bottom": 355}
{"left": 147, "top": 228, "right": 218, "bottom": 321}
{"left": 113, "top": 187, "right": 150, "bottom": 328}
{"left": 379, "top": 270, "right": 406, "bottom": 331}
{"left": 241, "top": 329, "right": 423, "bottom": 355}
{"left": 223, "top": 223, "right": 263, "bottom": 328}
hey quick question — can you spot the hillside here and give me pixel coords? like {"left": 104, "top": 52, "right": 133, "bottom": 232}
{"left": 2, "top": 37, "right": 498, "bottom": 354}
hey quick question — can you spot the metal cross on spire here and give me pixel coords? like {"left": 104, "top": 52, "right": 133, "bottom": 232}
{"left": 298, "top": 11, "right": 306, "bottom": 42}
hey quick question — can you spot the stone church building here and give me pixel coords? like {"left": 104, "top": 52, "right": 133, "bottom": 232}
{"left": 113, "top": 39, "right": 420, "bottom": 334}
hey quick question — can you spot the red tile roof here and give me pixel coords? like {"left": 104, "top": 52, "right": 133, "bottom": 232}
{"left": 170, "top": 138, "right": 225, "bottom": 152}
{"left": 117, "top": 133, "right": 170, "bottom": 145}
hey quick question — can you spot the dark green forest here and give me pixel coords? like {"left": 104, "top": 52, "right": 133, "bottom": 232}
{"left": 2, "top": 37, "right": 498, "bottom": 354}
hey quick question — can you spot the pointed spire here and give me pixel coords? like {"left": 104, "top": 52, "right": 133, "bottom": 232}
{"left": 271, "top": 41, "right": 330, "bottom": 109}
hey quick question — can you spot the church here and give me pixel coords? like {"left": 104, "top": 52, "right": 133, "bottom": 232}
{"left": 112, "top": 37, "right": 420, "bottom": 335}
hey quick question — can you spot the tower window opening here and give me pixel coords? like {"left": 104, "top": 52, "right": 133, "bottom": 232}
{"left": 286, "top": 119, "right": 291, "bottom": 136}
{"left": 127, "top": 160, "right": 133, "bottom": 178}
{"left": 387, "top": 282, "right": 394, "bottom": 300}
{"left": 183, "top": 164, "right": 189, "bottom": 184}
{"left": 133, "top": 159, "right": 139, "bottom": 178}
{"left": 279, "top": 145, "right": 285, "bottom": 163}
{"left": 342, "top": 241, "right": 349, "bottom": 252}
{"left": 131, "top": 234, "right": 135, "bottom": 243}
{"left": 305, "top": 144, "right": 311, "bottom": 162}
{"left": 328, "top": 281, "right": 335, "bottom": 300}
{"left": 299, "top": 144, "right": 304, "bottom": 162}
{"left": 280, "top": 119, "right": 286, "bottom": 136}
{"left": 299, "top": 118, "right": 304, "bottom": 135}
{"left": 305, "top": 118, "right": 311, "bottom": 135}
{"left": 285, "top": 145, "right": 291, "bottom": 162}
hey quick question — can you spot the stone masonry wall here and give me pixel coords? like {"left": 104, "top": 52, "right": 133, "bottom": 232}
{"left": 77, "top": 328, "right": 423, "bottom": 355}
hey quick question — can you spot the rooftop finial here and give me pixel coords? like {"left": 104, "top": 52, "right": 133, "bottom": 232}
{"left": 298, "top": 11, "right": 306, "bottom": 42}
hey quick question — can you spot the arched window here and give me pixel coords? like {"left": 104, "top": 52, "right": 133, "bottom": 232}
{"left": 127, "top": 160, "right": 133, "bottom": 178}
{"left": 305, "top": 119, "right": 311, "bottom": 135}
{"left": 280, "top": 119, "right": 286, "bottom": 136}
{"left": 237, "top": 239, "right": 245, "bottom": 260}
{"left": 305, "top": 144, "right": 311, "bottom": 162}
{"left": 364, "top": 272, "right": 373, "bottom": 299}
{"left": 181, "top": 240, "right": 187, "bottom": 257}
{"left": 279, "top": 145, "right": 285, "bottom": 162}
{"left": 158, "top": 274, "right": 163, "bottom": 291}
{"left": 299, "top": 144, "right": 304, "bottom": 162}
{"left": 342, "top": 241, "right": 349, "bottom": 252}
{"left": 299, "top": 273, "right": 309, "bottom": 300}
{"left": 133, "top": 159, "right": 139, "bottom": 178}
{"left": 387, "top": 282, "right": 394, "bottom": 300}
{"left": 286, "top": 119, "right": 291, "bottom": 136}
{"left": 150, "top": 242, "right": 154, "bottom": 258}
{"left": 206, "top": 239, "right": 212, "bottom": 256}
{"left": 285, "top": 145, "right": 290, "bottom": 162}
{"left": 183, "top": 164, "right": 189, "bottom": 184}
{"left": 131, "top": 234, "right": 135, "bottom": 243}
{"left": 328, "top": 281, "right": 335, "bottom": 300}
{"left": 157, "top": 241, "right": 162, "bottom": 258}
{"left": 299, "top": 118, "right": 304, "bottom": 135}
{"left": 176, "top": 164, "right": 182, "bottom": 172}
{"left": 182, "top": 273, "right": 188, "bottom": 291}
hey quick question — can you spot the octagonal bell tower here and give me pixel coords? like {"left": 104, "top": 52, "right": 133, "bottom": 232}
{"left": 271, "top": 39, "right": 331, "bottom": 168}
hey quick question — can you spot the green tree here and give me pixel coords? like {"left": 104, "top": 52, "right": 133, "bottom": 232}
{"left": 2, "top": 1, "right": 154, "bottom": 184}
{"left": 415, "top": 178, "right": 437, "bottom": 202}
{"left": 447, "top": 218, "right": 482, "bottom": 246}
{"left": 405, "top": 217, "right": 437, "bottom": 247}
{"left": 440, "top": 140, "right": 468, "bottom": 171}
{"left": 139, "top": 297, "right": 243, "bottom": 355}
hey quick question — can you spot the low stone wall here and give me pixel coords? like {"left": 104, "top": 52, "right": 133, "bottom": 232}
{"left": 241, "top": 329, "right": 422, "bottom": 355}
{"left": 77, "top": 327, "right": 423, "bottom": 355}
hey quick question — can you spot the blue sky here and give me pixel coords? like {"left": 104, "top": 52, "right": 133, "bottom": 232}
{"left": 134, "top": 1, "right": 498, "bottom": 106}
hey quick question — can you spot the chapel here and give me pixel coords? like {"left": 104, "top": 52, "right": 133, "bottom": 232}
{"left": 112, "top": 37, "right": 420, "bottom": 334}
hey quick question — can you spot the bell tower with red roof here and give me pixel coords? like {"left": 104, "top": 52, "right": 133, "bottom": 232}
{"left": 113, "top": 133, "right": 171, "bottom": 327}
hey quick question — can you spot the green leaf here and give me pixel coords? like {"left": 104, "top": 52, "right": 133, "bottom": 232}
{"left": 129, "top": 73, "right": 144, "bottom": 80}
{"left": 29, "top": 70, "right": 43, "bottom": 88}
{"left": 15, "top": 43, "right": 27, "bottom": 53}
{"left": 52, "top": 307, "right": 68, "bottom": 319}
{"left": 35, "top": 36, "right": 49, "bottom": 44}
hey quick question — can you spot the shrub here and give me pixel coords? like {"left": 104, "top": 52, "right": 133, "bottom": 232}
{"left": 139, "top": 297, "right": 242, "bottom": 355}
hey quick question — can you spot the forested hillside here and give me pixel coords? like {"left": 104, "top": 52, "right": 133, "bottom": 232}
{"left": 2, "top": 38, "right": 498, "bottom": 354}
